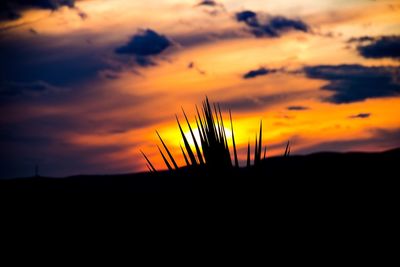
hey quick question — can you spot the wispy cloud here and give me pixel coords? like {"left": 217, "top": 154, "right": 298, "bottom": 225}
{"left": 287, "top": 106, "right": 309, "bottom": 111}
{"left": 243, "top": 67, "right": 278, "bottom": 79}
{"left": 349, "top": 113, "right": 371, "bottom": 119}
{"left": 235, "top": 10, "right": 310, "bottom": 38}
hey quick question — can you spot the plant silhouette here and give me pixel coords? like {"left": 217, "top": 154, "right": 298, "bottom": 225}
{"left": 141, "top": 97, "right": 290, "bottom": 172}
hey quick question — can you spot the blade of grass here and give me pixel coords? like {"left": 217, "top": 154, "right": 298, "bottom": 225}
{"left": 254, "top": 134, "right": 258, "bottom": 165}
{"left": 156, "top": 130, "right": 178, "bottom": 170}
{"left": 247, "top": 141, "right": 251, "bottom": 168}
{"left": 146, "top": 164, "right": 152, "bottom": 172}
{"left": 180, "top": 144, "right": 190, "bottom": 166}
{"left": 140, "top": 150, "right": 157, "bottom": 172}
{"left": 263, "top": 145, "right": 267, "bottom": 160}
{"left": 284, "top": 141, "right": 290, "bottom": 157}
{"left": 218, "top": 104, "right": 228, "bottom": 150}
{"left": 176, "top": 115, "right": 197, "bottom": 166}
{"left": 229, "top": 110, "right": 239, "bottom": 168}
{"left": 258, "top": 121, "right": 262, "bottom": 163}
{"left": 182, "top": 108, "right": 204, "bottom": 165}
{"left": 157, "top": 145, "right": 173, "bottom": 171}
{"left": 213, "top": 103, "right": 222, "bottom": 142}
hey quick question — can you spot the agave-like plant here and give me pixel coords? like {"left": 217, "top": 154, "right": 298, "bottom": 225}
{"left": 141, "top": 97, "right": 290, "bottom": 172}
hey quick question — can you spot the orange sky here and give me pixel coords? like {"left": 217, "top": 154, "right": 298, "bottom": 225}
{"left": 0, "top": 0, "right": 399, "bottom": 176}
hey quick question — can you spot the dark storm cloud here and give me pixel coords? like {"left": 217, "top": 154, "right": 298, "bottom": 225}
{"left": 243, "top": 67, "right": 278, "bottom": 79}
{"left": 287, "top": 106, "right": 309, "bottom": 111}
{"left": 235, "top": 10, "right": 310, "bottom": 38}
{"left": 115, "top": 29, "right": 171, "bottom": 66}
{"left": 349, "top": 113, "right": 371, "bottom": 119}
{"left": 303, "top": 64, "right": 400, "bottom": 104}
{"left": 0, "top": 0, "right": 76, "bottom": 21}
{"left": 355, "top": 36, "right": 400, "bottom": 59}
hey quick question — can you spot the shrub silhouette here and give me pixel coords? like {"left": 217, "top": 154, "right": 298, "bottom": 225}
{"left": 141, "top": 97, "right": 290, "bottom": 172}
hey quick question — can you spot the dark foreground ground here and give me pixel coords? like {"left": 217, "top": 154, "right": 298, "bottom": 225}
{"left": 1, "top": 148, "right": 399, "bottom": 193}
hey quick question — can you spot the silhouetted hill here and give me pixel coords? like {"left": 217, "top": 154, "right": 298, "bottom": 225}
{"left": 1, "top": 148, "right": 399, "bottom": 193}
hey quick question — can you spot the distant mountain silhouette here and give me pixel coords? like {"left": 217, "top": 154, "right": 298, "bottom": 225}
{"left": 1, "top": 148, "right": 398, "bottom": 193}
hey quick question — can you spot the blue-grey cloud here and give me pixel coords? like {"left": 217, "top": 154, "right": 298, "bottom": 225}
{"left": 243, "top": 67, "right": 278, "bottom": 79}
{"left": 287, "top": 106, "right": 309, "bottom": 111}
{"left": 235, "top": 10, "right": 310, "bottom": 38}
{"left": 236, "top": 10, "right": 257, "bottom": 24}
{"left": 356, "top": 36, "right": 400, "bottom": 59}
{"left": 115, "top": 29, "right": 171, "bottom": 66}
{"left": 0, "top": 0, "right": 76, "bottom": 21}
{"left": 349, "top": 113, "right": 371, "bottom": 119}
{"left": 304, "top": 64, "right": 400, "bottom": 104}
{"left": 115, "top": 30, "right": 171, "bottom": 56}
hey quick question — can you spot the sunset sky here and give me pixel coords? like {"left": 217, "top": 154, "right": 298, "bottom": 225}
{"left": 1, "top": 0, "right": 400, "bottom": 178}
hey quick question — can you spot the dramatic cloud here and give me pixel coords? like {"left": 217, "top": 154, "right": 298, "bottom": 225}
{"left": 356, "top": 36, "right": 400, "bottom": 59}
{"left": 349, "top": 113, "right": 371, "bottom": 119}
{"left": 287, "top": 106, "right": 309, "bottom": 111}
{"left": 304, "top": 64, "right": 400, "bottom": 104}
{"left": 235, "top": 10, "right": 309, "bottom": 37}
{"left": 115, "top": 29, "right": 171, "bottom": 66}
{"left": 243, "top": 67, "right": 278, "bottom": 79}
{"left": 0, "top": 0, "right": 76, "bottom": 21}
